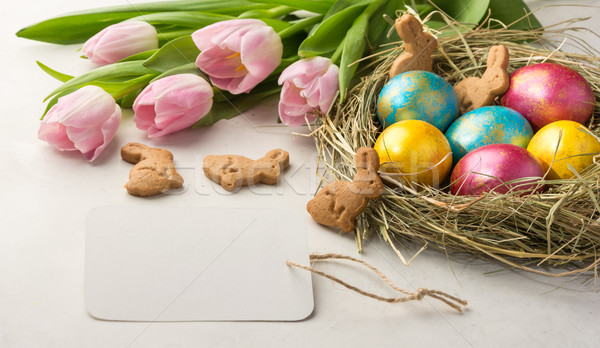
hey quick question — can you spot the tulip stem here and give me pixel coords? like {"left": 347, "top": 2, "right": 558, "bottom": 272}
{"left": 157, "top": 29, "right": 195, "bottom": 45}
{"left": 266, "top": 5, "right": 295, "bottom": 18}
{"left": 278, "top": 15, "right": 323, "bottom": 40}
{"left": 330, "top": 36, "right": 345, "bottom": 65}
{"left": 238, "top": 5, "right": 294, "bottom": 20}
{"left": 110, "top": 74, "right": 157, "bottom": 101}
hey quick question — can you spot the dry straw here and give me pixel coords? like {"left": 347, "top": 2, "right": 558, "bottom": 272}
{"left": 309, "top": 8, "right": 600, "bottom": 277}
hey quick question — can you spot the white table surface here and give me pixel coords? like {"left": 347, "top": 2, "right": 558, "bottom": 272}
{"left": 2, "top": 1, "right": 600, "bottom": 347}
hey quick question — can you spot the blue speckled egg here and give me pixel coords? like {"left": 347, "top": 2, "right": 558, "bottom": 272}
{"left": 377, "top": 71, "right": 459, "bottom": 131}
{"left": 445, "top": 105, "right": 534, "bottom": 165}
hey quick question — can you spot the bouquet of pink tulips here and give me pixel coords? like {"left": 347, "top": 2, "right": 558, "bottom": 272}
{"left": 18, "top": 0, "right": 540, "bottom": 161}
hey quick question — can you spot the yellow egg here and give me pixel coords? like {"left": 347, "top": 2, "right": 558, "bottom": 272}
{"left": 527, "top": 120, "right": 600, "bottom": 180}
{"left": 374, "top": 120, "right": 453, "bottom": 187}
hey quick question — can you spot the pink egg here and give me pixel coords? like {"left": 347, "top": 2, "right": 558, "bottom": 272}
{"left": 450, "top": 144, "right": 544, "bottom": 196}
{"left": 501, "top": 63, "right": 594, "bottom": 131}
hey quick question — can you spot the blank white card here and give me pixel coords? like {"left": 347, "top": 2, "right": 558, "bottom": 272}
{"left": 85, "top": 206, "right": 313, "bottom": 321}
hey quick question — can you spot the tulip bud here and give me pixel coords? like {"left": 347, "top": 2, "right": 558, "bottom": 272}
{"left": 82, "top": 21, "right": 159, "bottom": 65}
{"left": 133, "top": 74, "right": 214, "bottom": 137}
{"left": 38, "top": 86, "right": 122, "bottom": 162}
{"left": 277, "top": 57, "right": 339, "bottom": 126}
{"left": 192, "top": 19, "right": 283, "bottom": 95}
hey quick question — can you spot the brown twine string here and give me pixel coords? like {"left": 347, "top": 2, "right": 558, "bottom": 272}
{"left": 286, "top": 253, "right": 468, "bottom": 313}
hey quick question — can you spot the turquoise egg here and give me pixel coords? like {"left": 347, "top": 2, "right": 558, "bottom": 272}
{"left": 377, "top": 71, "right": 459, "bottom": 131}
{"left": 445, "top": 105, "right": 534, "bottom": 165}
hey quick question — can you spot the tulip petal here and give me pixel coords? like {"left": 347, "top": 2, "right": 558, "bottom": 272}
{"left": 281, "top": 83, "right": 309, "bottom": 107}
{"left": 82, "top": 21, "right": 158, "bottom": 66}
{"left": 133, "top": 104, "right": 156, "bottom": 131}
{"left": 318, "top": 64, "right": 340, "bottom": 112}
{"left": 38, "top": 117, "right": 76, "bottom": 151}
{"left": 193, "top": 19, "right": 282, "bottom": 95}
{"left": 38, "top": 86, "right": 121, "bottom": 161}
{"left": 57, "top": 86, "right": 116, "bottom": 128}
{"left": 132, "top": 74, "right": 214, "bottom": 137}
{"left": 83, "top": 105, "right": 122, "bottom": 162}
{"left": 278, "top": 56, "right": 331, "bottom": 84}
{"left": 148, "top": 100, "right": 212, "bottom": 138}
{"left": 195, "top": 46, "right": 247, "bottom": 79}
{"left": 192, "top": 19, "right": 262, "bottom": 52}
{"left": 277, "top": 57, "right": 339, "bottom": 127}
{"left": 240, "top": 26, "right": 282, "bottom": 75}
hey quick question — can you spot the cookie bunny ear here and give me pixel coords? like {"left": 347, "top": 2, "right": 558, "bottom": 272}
{"left": 263, "top": 149, "right": 290, "bottom": 169}
{"left": 121, "top": 142, "right": 150, "bottom": 164}
{"left": 486, "top": 45, "right": 509, "bottom": 70}
{"left": 355, "top": 147, "right": 380, "bottom": 173}
{"left": 396, "top": 14, "right": 423, "bottom": 43}
{"left": 352, "top": 147, "right": 383, "bottom": 198}
{"left": 483, "top": 45, "right": 510, "bottom": 94}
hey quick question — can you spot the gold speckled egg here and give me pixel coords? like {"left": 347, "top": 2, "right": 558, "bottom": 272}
{"left": 527, "top": 120, "right": 600, "bottom": 180}
{"left": 374, "top": 120, "right": 453, "bottom": 187}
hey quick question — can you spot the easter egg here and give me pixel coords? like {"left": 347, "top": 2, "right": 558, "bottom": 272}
{"left": 445, "top": 106, "right": 534, "bottom": 165}
{"left": 374, "top": 120, "right": 452, "bottom": 187}
{"left": 501, "top": 63, "right": 595, "bottom": 131}
{"left": 377, "top": 70, "right": 459, "bottom": 131}
{"left": 450, "top": 144, "right": 544, "bottom": 196}
{"left": 526, "top": 120, "right": 600, "bottom": 180}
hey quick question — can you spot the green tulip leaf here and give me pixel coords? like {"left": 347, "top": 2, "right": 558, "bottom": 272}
{"left": 434, "top": 0, "right": 490, "bottom": 25}
{"left": 118, "top": 89, "right": 143, "bottom": 109}
{"left": 36, "top": 61, "right": 73, "bottom": 83}
{"left": 117, "top": 50, "right": 159, "bottom": 63}
{"left": 298, "top": 3, "right": 369, "bottom": 57}
{"left": 323, "top": 0, "right": 375, "bottom": 19}
{"left": 16, "top": 0, "right": 272, "bottom": 44}
{"left": 110, "top": 74, "right": 157, "bottom": 100}
{"left": 367, "top": 0, "right": 405, "bottom": 49}
{"left": 44, "top": 61, "right": 158, "bottom": 101}
{"left": 486, "top": 0, "right": 542, "bottom": 30}
{"left": 157, "top": 29, "right": 196, "bottom": 45}
{"left": 127, "top": 11, "right": 234, "bottom": 28}
{"left": 150, "top": 63, "right": 205, "bottom": 83}
{"left": 338, "top": 0, "right": 385, "bottom": 101}
{"left": 260, "top": 19, "right": 292, "bottom": 33}
{"left": 17, "top": 12, "right": 151, "bottom": 45}
{"left": 143, "top": 36, "right": 200, "bottom": 72}
{"left": 193, "top": 83, "right": 281, "bottom": 128}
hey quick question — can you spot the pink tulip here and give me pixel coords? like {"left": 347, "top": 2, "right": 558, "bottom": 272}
{"left": 38, "top": 85, "right": 122, "bottom": 162}
{"left": 277, "top": 57, "right": 339, "bottom": 126}
{"left": 133, "top": 74, "right": 214, "bottom": 137}
{"left": 192, "top": 19, "right": 283, "bottom": 94}
{"left": 82, "top": 21, "right": 158, "bottom": 65}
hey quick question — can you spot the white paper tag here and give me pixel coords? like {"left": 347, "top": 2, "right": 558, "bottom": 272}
{"left": 85, "top": 206, "right": 313, "bottom": 321}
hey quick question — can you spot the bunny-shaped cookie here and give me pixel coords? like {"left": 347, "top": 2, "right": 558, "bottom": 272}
{"left": 389, "top": 14, "right": 438, "bottom": 79}
{"left": 307, "top": 147, "right": 384, "bottom": 232}
{"left": 454, "top": 45, "right": 510, "bottom": 114}
{"left": 121, "top": 142, "right": 184, "bottom": 197}
{"left": 203, "top": 149, "right": 289, "bottom": 191}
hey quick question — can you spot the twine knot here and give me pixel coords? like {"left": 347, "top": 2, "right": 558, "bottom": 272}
{"left": 415, "top": 288, "right": 429, "bottom": 300}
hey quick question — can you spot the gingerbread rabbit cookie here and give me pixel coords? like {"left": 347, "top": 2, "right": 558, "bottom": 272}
{"left": 121, "top": 142, "right": 184, "bottom": 197}
{"left": 203, "top": 149, "right": 289, "bottom": 191}
{"left": 389, "top": 14, "right": 438, "bottom": 79}
{"left": 307, "top": 147, "right": 384, "bottom": 233}
{"left": 454, "top": 45, "right": 510, "bottom": 114}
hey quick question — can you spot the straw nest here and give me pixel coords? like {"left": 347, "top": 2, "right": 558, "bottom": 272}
{"left": 310, "top": 10, "right": 600, "bottom": 277}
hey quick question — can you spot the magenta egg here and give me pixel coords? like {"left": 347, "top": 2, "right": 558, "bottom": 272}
{"left": 450, "top": 144, "right": 544, "bottom": 196}
{"left": 501, "top": 63, "right": 595, "bottom": 131}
